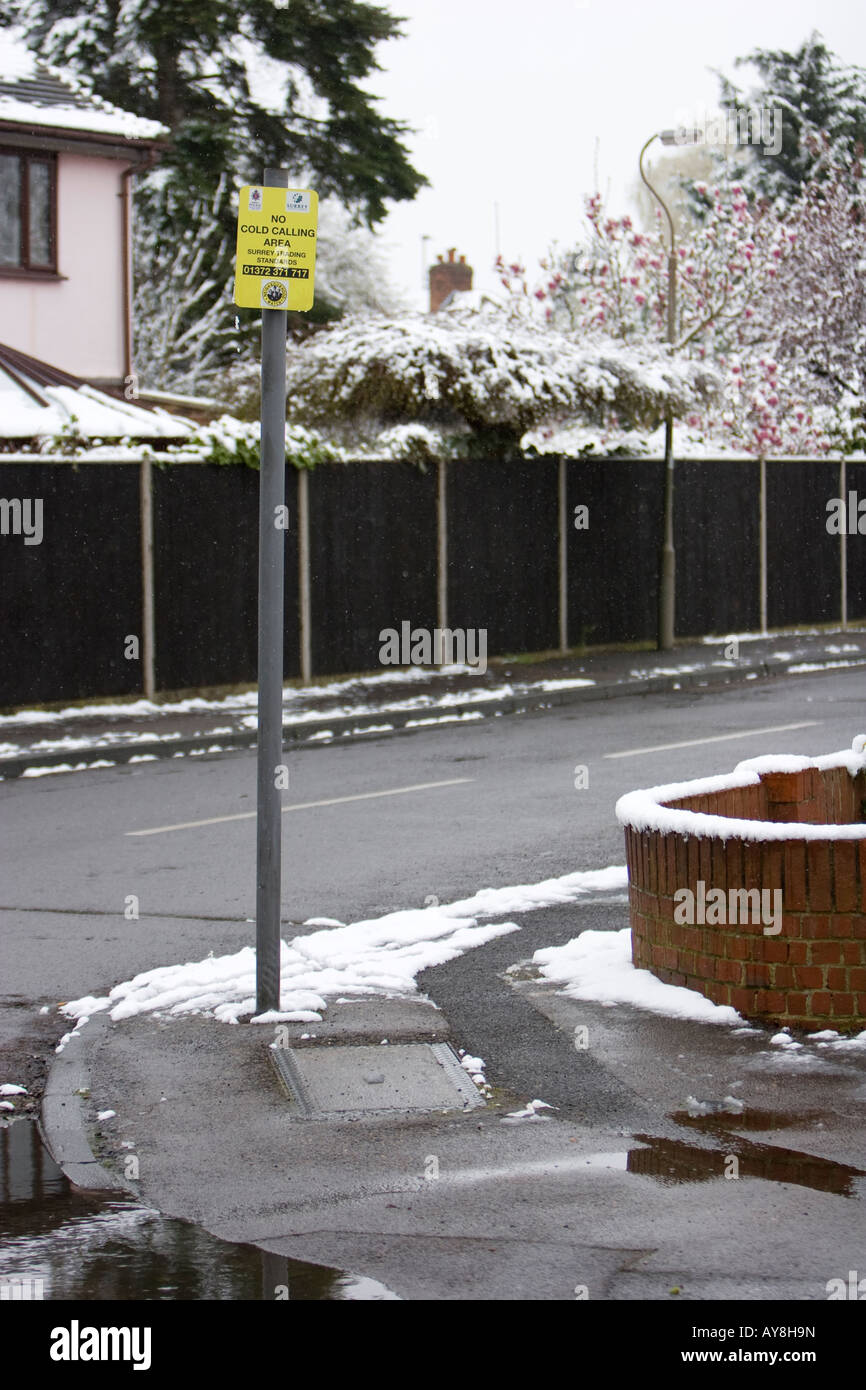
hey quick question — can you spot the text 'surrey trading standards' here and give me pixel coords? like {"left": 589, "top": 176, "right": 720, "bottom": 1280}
{"left": 234, "top": 185, "right": 318, "bottom": 310}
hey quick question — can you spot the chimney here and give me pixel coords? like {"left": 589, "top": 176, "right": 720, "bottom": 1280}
{"left": 429, "top": 247, "right": 473, "bottom": 312}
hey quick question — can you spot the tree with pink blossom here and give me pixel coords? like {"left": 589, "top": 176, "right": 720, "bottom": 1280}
{"left": 726, "top": 142, "right": 866, "bottom": 455}
{"left": 498, "top": 154, "right": 863, "bottom": 459}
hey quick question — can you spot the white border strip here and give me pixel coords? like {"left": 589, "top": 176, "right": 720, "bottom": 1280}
{"left": 127, "top": 776, "right": 474, "bottom": 836}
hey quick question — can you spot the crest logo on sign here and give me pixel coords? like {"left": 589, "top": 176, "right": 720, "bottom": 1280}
{"left": 261, "top": 280, "right": 289, "bottom": 309}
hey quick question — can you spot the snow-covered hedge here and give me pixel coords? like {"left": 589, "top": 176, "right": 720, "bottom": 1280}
{"left": 177, "top": 416, "right": 346, "bottom": 469}
{"left": 284, "top": 308, "right": 720, "bottom": 453}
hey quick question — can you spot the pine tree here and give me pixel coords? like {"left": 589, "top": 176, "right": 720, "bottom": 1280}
{"left": 7, "top": 1, "right": 425, "bottom": 215}
{"left": 714, "top": 32, "right": 866, "bottom": 205}
{"left": 3, "top": 1, "right": 426, "bottom": 388}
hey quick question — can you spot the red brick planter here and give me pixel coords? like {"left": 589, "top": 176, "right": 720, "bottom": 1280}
{"left": 615, "top": 746, "right": 866, "bottom": 1031}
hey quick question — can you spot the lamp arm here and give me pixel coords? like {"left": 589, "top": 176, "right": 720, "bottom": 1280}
{"left": 638, "top": 133, "right": 676, "bottom": 255}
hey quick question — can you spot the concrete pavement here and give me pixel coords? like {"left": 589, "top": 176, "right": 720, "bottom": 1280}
{"left": 2, "top": 627, "right": 864, "bottom": 777}
{"left": 4, "top": 654, "right": 865, "bottom": 1300}
{"left": 41, "top": 892, "right": 866, "bottom": 1301}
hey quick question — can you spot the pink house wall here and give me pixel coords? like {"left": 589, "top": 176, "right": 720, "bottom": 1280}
{"left": 1, "top": 151, "right": 128, "bottom": 381}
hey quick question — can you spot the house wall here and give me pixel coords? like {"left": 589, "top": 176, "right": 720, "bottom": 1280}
{"left": 0, "top": 152, "right": 127, "bottom": 381}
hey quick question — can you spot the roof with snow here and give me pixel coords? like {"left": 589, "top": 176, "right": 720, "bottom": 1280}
{"left": 0, "top": 342, "right": 193, "bottom": 443}
{"left": 0, "top": 30, "right": 166, "bottom": 146}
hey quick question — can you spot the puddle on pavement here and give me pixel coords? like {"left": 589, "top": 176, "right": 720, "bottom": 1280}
{"left": 629, "top": 1110, "right": 866, "bottom": 1197}
{"left": 0, "top": 1122, "right": 397, "bottom": 1301}
{"left": 672, "top": 1107, "right": 825, "bottom": 1134}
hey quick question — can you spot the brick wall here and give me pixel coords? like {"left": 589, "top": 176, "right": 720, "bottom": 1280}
{"left": 625, "top": 766, "right": 866, "bottom": 1031}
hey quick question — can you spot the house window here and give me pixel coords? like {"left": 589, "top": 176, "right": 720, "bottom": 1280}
{"left": 0, "top": 151, "right": 57, "bottom": 274}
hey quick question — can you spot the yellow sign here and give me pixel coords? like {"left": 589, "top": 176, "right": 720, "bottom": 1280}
{"left": 234, "top": 185, "right": 318, "bottom": 310}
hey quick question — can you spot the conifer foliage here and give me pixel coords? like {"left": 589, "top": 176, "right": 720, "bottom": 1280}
{"left": 715, "top": 32, "right": 866, "bottom": 205}
{"left": 3, "top": 1, "right": 425, "bottom": 389}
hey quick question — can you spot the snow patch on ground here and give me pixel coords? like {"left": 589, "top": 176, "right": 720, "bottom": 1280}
{"left": 459, "top": 1050, "right": 492, "bottom": 1098}
{"left": 61, "top": 866, "right": 627, "bottom": 1026}
{"left": 501, "top": 1098, "right": 555, "bottom": 1123}
{"left": 21, "top": 761, "right": 116, "bottom": 778}
{"left": 787, "top": 660, "right": 866, "bottom": 674}
{"left": 533, "top": 927, "right": 742, "bottom": 1024}
{"left": 531, "top": 927, "right": 866, "bottom": 1048}
{"left": 0, "top": 666, "right": 486, "bottom": 730}
{"left": 55, "top": 1016, "right": 90, "bottom": 1054}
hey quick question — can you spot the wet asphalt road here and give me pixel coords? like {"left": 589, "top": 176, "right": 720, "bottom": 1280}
{"left": 418, "top": 897, "right": 654, "bottom": 1128}
{"left": 1, "top": 665, "right": 863, "bottom": 1054}
{"left": 4, "top": 665, "right": 866, "bottom": 1300}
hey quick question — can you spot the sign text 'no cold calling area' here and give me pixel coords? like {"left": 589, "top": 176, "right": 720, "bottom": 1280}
{"left": 234, "top": 185, "right": 318, "bottom": 311}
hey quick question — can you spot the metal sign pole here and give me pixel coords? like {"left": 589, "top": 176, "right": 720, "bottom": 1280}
{"left": 255, "top": 165, "right": 289, "bottom": 1014}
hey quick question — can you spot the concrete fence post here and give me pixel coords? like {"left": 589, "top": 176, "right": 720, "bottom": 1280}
{"left": 840, "top": 457, "right": 848, "bottom": 630}
{"left": 437, "top": 458, "right": 448, "bottom": 632}
{"left": 139, "top": 456, "right": 156, "bottom": 698}
{"left": 759, "top": 456, "right": 768, "bottom": 634}
{"left": 298, "top": 466, "right": 312, "bottom": 683}
{"left": 558, "top": 456, "right": 568, "bottom": 654}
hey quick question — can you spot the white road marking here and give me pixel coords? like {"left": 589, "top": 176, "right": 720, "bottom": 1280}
{"left": 126, "top": 777, "right": 475, "bottom": 837}
{"left": 604, "top": 721, "right": 821, "bottom": 760}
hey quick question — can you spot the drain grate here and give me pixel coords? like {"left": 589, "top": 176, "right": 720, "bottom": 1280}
{"left": 269, "top": 1042, "right": 484, "bottom": 1117}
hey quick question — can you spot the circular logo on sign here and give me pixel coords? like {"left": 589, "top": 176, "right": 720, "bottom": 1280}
{"left": 262, "top": 280, "right": 289, "bottom": 308}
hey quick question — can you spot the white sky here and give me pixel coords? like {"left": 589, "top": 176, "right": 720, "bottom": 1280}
{"left": 369, "top": 0, "right": 866, "bottom": 309}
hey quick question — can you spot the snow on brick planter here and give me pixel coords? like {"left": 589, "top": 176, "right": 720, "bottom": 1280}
{"left": 615, "top": 741, "right": 866, "bottom": 1031}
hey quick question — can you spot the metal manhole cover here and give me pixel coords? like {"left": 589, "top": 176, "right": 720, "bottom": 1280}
{"left": 269, "top": 1042, "right": 484, "bottom": 1116}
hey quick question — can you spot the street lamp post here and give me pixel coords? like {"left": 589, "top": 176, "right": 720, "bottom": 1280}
{"left": 638, "top": 128, "right": 701, "bottom": 652}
